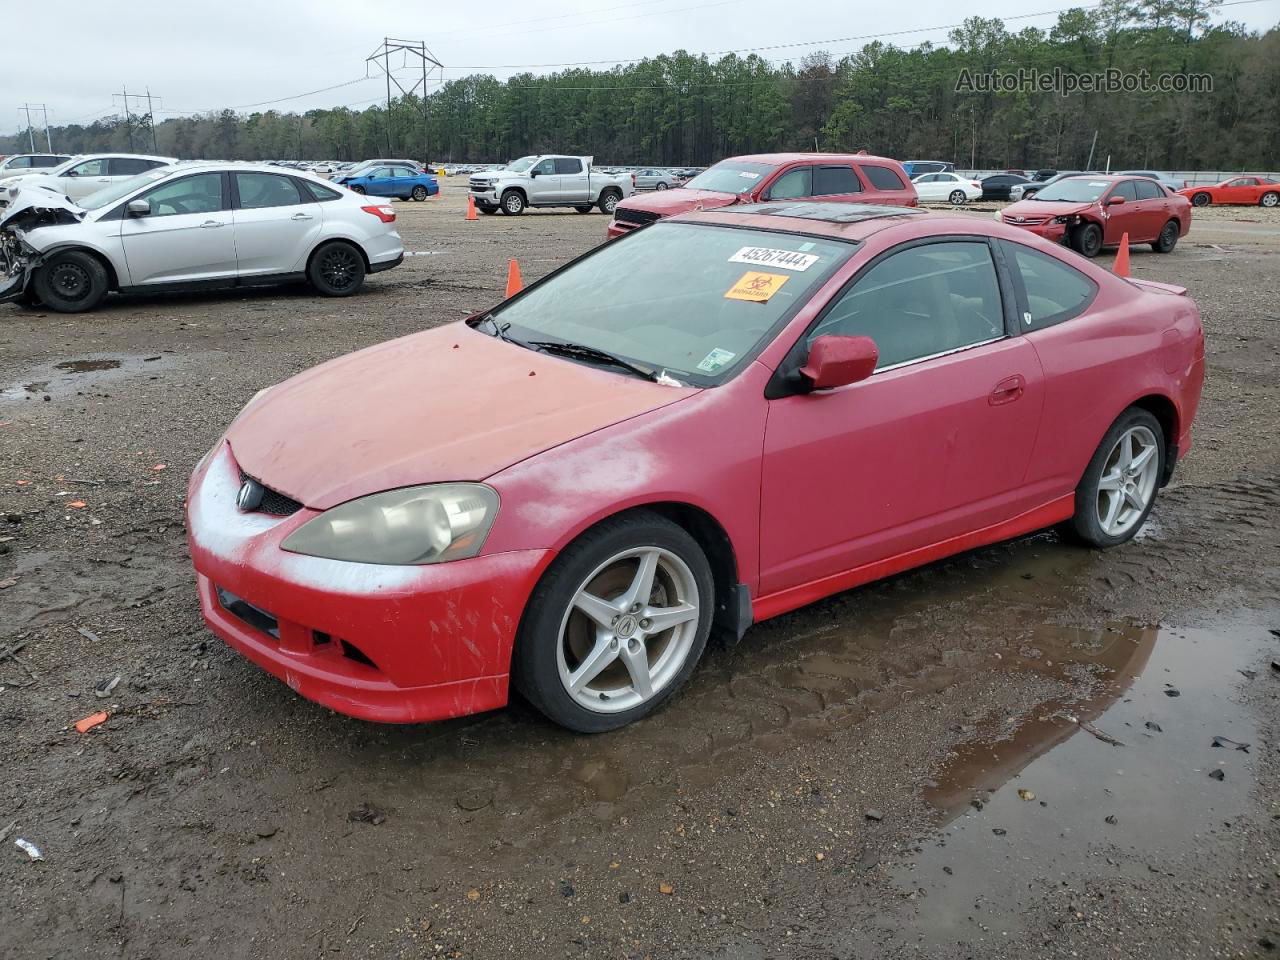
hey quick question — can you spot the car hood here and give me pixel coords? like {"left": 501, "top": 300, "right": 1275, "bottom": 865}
{"left": 1002, "top": 199, "right": 1093, "bottom": 218}
{"left": 227, "top": 323, "right": 698, "bottom": 510}
{"left": 616, "top": 188, "right": 741, "bottom": 217}
{"left": 0, "top": 184, "right": 84, "bottom": 232}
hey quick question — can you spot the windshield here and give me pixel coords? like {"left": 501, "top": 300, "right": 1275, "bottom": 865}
{"left": 506, "top": 156, "right": 537, "bottom": 172}
{"left": 1031, "top": 178, "right": 1113, "bottom": 203}
{"left": 483, "top": 222, "right": 853, "bottom": 384}
{"left": 79, "top": 168, "right": 172, "bottom": 210}
{"left": 683, "top": 161, "right": 775, "bottom": 195}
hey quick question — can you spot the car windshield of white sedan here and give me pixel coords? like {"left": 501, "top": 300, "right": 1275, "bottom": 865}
{"left": 79, "top": 168, "right": 171, "bottom": 210}
{"left": 1031, "top": 179, "right": 1112, "bottom": 203}
{"left": 683, "top": 162, "right": 776, "bottom": 195}
{"left": 485, "top": 223, "right": 853, "bottom": 384}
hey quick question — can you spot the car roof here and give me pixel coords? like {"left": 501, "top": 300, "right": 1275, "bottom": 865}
{"left": 720, "top": 152, "right": 904, "bottom": 166}
{"left": 671, "top": 201, "right": 928, "bottom": 240}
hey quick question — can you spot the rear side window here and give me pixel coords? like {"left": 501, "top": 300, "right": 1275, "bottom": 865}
{"left": 1134, "top": 179, "right": 1164, "bottom": 200}
{"left": 767, "top": 167, "right": 811, "bottom": 200}
{"left": 109, "top": 157, "right": 156, "bottom": 176}
{"left": 812, "top": 165, "right": 862, "bottom": 195}
{"left": 554, "top": 158, "right": 583, "bottom": 174}
{"left": 861, "top": 164, "right": 907, "bottom": 190}
{"left": 67, "top": 158, "right": 109, "bottom": 177}
{"left": 1005, "top": 243, "right": 1096, "bottom": 330}
{"left": 1109, "top": 180, "right": 1139, "bottom": 202}
{"left": 301, "top": 179, "right": 342, "bottom": 202}
{"left": 236, "top": 173, "right": 304, "bottom": 209}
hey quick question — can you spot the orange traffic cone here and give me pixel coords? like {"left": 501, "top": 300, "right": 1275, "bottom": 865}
{"left": 505, "top": 259, "right": 523, "bottom": 297}
{"left": 1113, "top": 232, "right": 1130, "bottom": 277}
{"left": 466, "top": 194, "right": 477, "bottom": 221}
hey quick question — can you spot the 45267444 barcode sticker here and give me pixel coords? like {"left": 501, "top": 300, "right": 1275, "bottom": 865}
{"left": 728, "top": 247, "right": 820, "bottom": 272}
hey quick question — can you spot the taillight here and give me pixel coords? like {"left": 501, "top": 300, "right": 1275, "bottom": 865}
{"left": 361, "top": 205, "right": 396, "bottom": 223}
{"left": 631, "top": 173, "right": 636, "bottom": 185}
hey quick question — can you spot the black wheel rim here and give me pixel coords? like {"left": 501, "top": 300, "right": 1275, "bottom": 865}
{"left": 1162, "top": 224, "right": 1176, "bottom": 245}
{"left": 50, "top": 263, "right": 92, "bottom": 302}
{"left": 319, "top": 248, "right": 358, "bottom": 290}
{"left": 1085, "top": 230, "right": 1101, "bottom": 256}
{"left": 1194, "top": 194, "right": 1208, "bottom": 206}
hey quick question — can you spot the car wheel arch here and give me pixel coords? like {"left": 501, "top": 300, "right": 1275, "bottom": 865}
{"left": 36, "top": 243, "right": 120, "bottom": 290}
{"left": 1129, "top": 393, "right": 1180, "bottom": 483}
{"left": 306, "top": 236, "right": 371, "bottom": 271}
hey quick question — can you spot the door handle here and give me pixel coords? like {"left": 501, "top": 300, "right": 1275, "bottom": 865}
{"left": 200, "top": 220, "right": 224, "bottom": 229}
{"left": 290, "top": 212, "right": 314, "bottom": 220}
{"left": 989, "top": 375, "right": 1026, "bottom": 405}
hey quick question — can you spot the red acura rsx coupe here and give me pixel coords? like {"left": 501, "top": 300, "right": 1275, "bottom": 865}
{"left": 187, "top": 201, "right": 1205, "bottom": 732}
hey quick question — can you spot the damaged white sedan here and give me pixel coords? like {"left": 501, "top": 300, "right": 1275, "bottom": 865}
{"left": 1, "top": 162, "right": 405, "bottom": 313}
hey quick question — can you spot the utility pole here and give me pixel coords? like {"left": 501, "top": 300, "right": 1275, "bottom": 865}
{"left": 113, "top": 87, "right": 162, "bottom": 154}
{"left": 22, "top": 104, "right": 52, "bottom": 151}
{"left": 21, "top": 104, "right": 35, "bottom": 152}
{"left": 366, "top": 38, "right": 443, "bottom": 162}
{"left": 145, "top": 87, "right": 158, "bottom": 153}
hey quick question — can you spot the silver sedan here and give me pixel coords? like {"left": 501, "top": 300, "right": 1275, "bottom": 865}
{"left": 633, "top": 168, "right": 676, "bottom": 191}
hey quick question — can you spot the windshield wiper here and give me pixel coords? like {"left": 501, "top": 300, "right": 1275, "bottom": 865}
{"left": 474, "top": 313, "right": 521, "bottom": 345}
{"left": 525, "top": 340, "right": 659, "bottom": 382}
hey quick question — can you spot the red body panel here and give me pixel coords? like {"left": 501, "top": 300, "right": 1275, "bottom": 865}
{"left": 607, "top": 152, "right": 917, "bottom": 240}
{"left": 187, "top": 208, "right": 1205, "bottom": 725}
{"left": 1002, "top": 176, "right": 1192, "bottom": 248}
{"left": 1177, "top": 177, "right": 1280, "bottom": 206}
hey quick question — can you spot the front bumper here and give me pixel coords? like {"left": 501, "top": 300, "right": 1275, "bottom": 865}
{"left": 1001, "top": 217, "right": 1069, "bottom": 243}
{"left": 186, "top": 443, "right": 552, "bottom": 724}
{"left": 469, "top": 182, "right": 500, "bottom": 206}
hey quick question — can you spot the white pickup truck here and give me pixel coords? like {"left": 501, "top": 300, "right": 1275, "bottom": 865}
{"left": 468, "top": 156, "right": 635, "bottom": 216}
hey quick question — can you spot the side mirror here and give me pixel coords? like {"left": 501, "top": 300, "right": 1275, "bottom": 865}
{"left": 530, "top": 169, "right": 540, "bottom": 178}
{"left": 65, "top": 170, "right": 79, "bottom": 177}
{"left": 800, "top": 335, "right": 878, "bottom": 390}
{"left": 1107, "top": 195, "right": 1126, "bottom": 205}
{"left": 127, "top": 198, "right": 151, "bottom": 217}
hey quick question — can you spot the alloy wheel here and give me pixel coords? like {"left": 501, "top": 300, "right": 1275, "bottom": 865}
{"left": 1095, "top": 425, "right": 1159, "bottom": 537}
{"left": 555, "top": 546, "right": 701, "bottom": 714}
{"left": 1262, "top": 192, "right": 1278, "bottom": 208}
{"left": 320, "top": 248, "right": 358, "bottom": 290}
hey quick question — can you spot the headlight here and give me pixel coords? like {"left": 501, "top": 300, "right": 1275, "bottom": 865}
{"left": 282, "top": 483, "right": 499, "bottom": 565}
{"left": 1053, "top": 214, "right": 1081, "bottom": 224}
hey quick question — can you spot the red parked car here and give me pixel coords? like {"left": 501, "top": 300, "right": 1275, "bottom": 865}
{"left": 607, "top": 152, "right": 917, "bottom": 240}
{"left": 1177, "top": 175, "right": 1280, "bottom": 208}
{"left": 1000, "top": 174, "right": 1191, "bottom": 258}
{"left": 187, "top": 202, "right": 1204, "bottom": 732}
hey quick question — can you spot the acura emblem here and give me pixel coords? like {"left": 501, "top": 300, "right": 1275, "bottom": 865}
{"left": 237, "top": 479, "right": 265, "bottom": 512}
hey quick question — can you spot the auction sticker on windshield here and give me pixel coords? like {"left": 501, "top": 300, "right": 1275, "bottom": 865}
{"left": 725, "top": 271, "right": 789, "bottom": 303}
{"left": 729, "top": 247, "right": 819, "bottom": 272}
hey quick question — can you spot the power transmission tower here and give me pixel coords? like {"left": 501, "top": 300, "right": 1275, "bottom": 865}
{"left": 20, "top": 104, "right": 35, "bottom": 152}
{"left": 366, "top": 38, "right": 443, "bottom": 161}
{"left": 113, "top": 87, "right": 162, "bottom": 153}
{"left": 20, "top": 103, "right": 53, "bottom": 151}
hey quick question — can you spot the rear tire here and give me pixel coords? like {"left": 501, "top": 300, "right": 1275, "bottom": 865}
{"left": 1261, "top": 192, "right": 1279, "bottom": 208}
{"left": 948, "top": 189, "right": 966, "bottom": 205}
{"left": 32, "top": 250, "right": 108, "bottom": 314}
{"left": 411, "top": 185, "right": 428, "bottom": 201}
{"left": 1070, "top": 222, "right": 1103, "bottom": 258}
{"left": 350, "top": 184, "right": 366, "bottom": 195}
{"left": 501, "top": 190, "right": 526, "bottom": 216}
{"left": 307, "top": 241, "right": 366, "bottom": 297}
{"left": 1191, "top": 191, "right": 1210, "bottom": 207}
{"left": 513, "top": 511, "right": 714, "bottom": 732}
{"left": 598, "top": 190, "right": 621, "bottom": 215}
{"left": 656, "top": 182, "right": 669, "bottom": 191}
{"left": 1151, "top": 219, "right": 1179, "bottom": 253}
{"left": 1060, "top": 407, "right": 1164, "bottom": 548}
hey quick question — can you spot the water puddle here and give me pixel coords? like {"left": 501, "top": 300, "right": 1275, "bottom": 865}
{"left": 893, "top": 616, "right": 1275, "bottom": 948}
{"left": 1, "top": 353, "right": 178, "bottom": 403}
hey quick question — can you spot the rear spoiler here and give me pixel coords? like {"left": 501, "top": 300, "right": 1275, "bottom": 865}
{"left": 1125, "top": 277, "right": 1189, "bottom": 297}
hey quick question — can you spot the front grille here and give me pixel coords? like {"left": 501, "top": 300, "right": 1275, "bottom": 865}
{"left": 469, "top": 180, "right": 492, "bottom": 192}
{"left": 613, "top": 207, "right": 660, "bottom": 226}
{"left": 238, "top": 470, "right": 304, "bottom": 516}
{"left": 1004, "top": 215, "right": 1048, "bottom": 226}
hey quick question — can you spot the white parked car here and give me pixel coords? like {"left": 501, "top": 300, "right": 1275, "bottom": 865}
{"left": 0, "top": 153, "right": 75, "bottom": 180}
{"left": 0, "top": 153, "right": 176, "bottom": 203}
{"left": 0, "top": 162, "right": 403, "bottom": 313}
{"left": 468, "top": 155, "right": 635, "bottom": 215}
{"left": 911, "top": 172, "right": 984, "bottom": 205}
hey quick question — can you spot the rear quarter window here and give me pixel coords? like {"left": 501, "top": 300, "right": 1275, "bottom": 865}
{"left": 1004, "top": 242, "right": 1097, "bottom": 331}
{"left": 861, "top": 164, "right": 907, "bottom": 190}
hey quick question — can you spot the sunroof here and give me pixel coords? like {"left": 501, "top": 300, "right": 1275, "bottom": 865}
{"left": 721, "top": 202, "right": 927, "bottom": 223}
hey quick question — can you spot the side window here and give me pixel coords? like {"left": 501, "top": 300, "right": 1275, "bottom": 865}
{"left": 8, "top": 157, "right": 33, "bottom": 169}
{"left": 140, "top": 173, "right": 225, "bottom": 217}
{"left": 67, "top": 158, "right": 109, "bottom": 177}
{"left": 812, "top": 165, "right": 862, "bottom": 196}
{"left": 861, "top": 164, "right": 907, "bottom": 190}
{"left": 916, "top": 174, "right": 939, "bottom": 184}
{"left": 1006, "top": 243, "right": 1096, "bottom": 330}
{"left": 1226, "top": 178, "right": 1250, "bottom": 187}
{"left": 236, "top": 173, "right": 304, "bottom": 209}
{"left": 301, "top": 179, "right": 342, "bottom": 202}
{"left": 532, "top": 158, "right": 556, "bottom": 176}
{"left": 1133, "top": 179, "right": 1163, "bottom": 200}
{"left": 1109, "top": 180, "right": 1138, "bottom": 202}
{"left": 766, "top": 167, "right": 811, "bottom": 200}
{"left": 109, "top": 157, "right": 154, "bottom": 176}
{"left": 554, "top": 158, "right": 583, "bottom": 174}
{"left": 808, "top": 241, "right": 1005, "bottom": 370}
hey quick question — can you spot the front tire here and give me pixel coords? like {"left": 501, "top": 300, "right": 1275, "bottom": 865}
{"left": 501, "top": 190, "right": 526, "bottom": 215}
{"left": 1191, "top": 191, "right": 1211, "bottom": 207}
{"left": 1061, "top": 407, "right": 1164, "bottom": 548}
{"left": 307, "top": 241, "right": 366, "bottom": 297}
{"left": 656, "top": 182, "right": 669, "bottom": 191}
{"left": 1261, "top": 191, "right": 1279, "bottom": 208}
{"left": 1151, "top": 219, "right": 1180, "bottom": 253}
{"left": 513, "top": 511, "right": 714, "bottom": 732}
{"left": 598, "top": 190, "right": 621, "bottom": 215}
{"left": 411, "top": 185, "right": 428, "bottom": 201}
{"left": 32, "top": 250, "right": 108, "bottom": 314}
{"left": 948, "top": 189, "right": 966, "bottom": 205}
{"left": 1071, "top": 222, "right": 1103, "bottom": 258}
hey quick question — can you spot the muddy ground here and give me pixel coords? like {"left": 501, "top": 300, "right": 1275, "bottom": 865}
{"left": 2, "top": 184, "right": 1278, "bottom": 960}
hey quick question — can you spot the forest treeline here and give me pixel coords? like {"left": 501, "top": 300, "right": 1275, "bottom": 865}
{"left": 4, "top": 2, "right": 1277, "bottom": 171}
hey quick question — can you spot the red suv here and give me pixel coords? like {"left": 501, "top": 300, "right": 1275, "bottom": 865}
{"left": 607, "top": 152, "right": 917, "bottom": 239}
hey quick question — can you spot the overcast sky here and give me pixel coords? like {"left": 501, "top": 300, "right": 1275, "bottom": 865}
{"left": 5, "top": 0, "right": 1276, "bottom": 138}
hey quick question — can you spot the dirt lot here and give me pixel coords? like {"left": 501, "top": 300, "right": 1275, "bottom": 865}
{"left": 2, "top": 184, "right": 1279, "bottom": 960}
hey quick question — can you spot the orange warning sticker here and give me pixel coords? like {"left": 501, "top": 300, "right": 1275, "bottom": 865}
{"left": 724, "top": 271, "right": 789, "bottom": 303}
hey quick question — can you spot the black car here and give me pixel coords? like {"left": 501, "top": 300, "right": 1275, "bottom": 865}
{"left": 979, "top": 173, "right": 1031, "bottom": 201}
